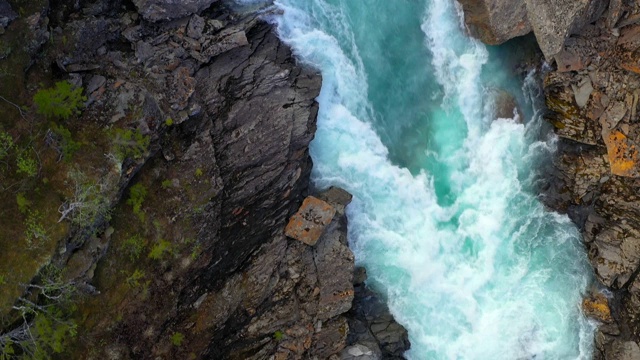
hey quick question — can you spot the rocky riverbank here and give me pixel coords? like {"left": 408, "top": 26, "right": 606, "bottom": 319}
{"left": 0, "top": 0, "right": 408, "bottom": 358}
{"left": 459, "top": 1, "right": 640, "bottom": 359}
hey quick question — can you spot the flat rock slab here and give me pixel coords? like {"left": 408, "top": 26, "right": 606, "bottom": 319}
{"left": 285, "top": 196, "right": 336, "bottom": 246}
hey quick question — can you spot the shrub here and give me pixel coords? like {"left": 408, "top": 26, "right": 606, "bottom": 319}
{"left": 125, "top": 269, "right": 145, "bottom": 288}
{"left": 161, "top": 179, "right": 173, "bottom": 189}
{"left": 194, "top": 168, "right": 203, "bottom": 177}
{"left": 25, "top": 210, "right": 46, "bottom": 245}
{"left": 57, "top": 170, "right": 110, "bottom": 229}
{"left": 33, "top": 81, "right": 86, "bottom": 120}
{"left": 16, "top": 193, "right": 30, "bottom": 214}
{"left": 148, "top": 240, "right": 171, "bottom": 260}
{"left": 111, "top": 128, "right": 150, "bottom": 162}
{"left": 0, "top": 130, "right": 13, "bottom": 160}
{"left": 51, "top": 123, "right": 81, "bottom": 162}
{"left": 121, "top": 234, "right": 146, "bottom": 261}
{"left": 273, "top": 330, "right": 284, "bottom": 341}
{"left": 127, "top": 183, "right": 147, "bottom": 222}
{"left": 170, "top": 332, "right": 184, "bottom": 347}
{"left": 16, "top": 151, "right": 37, "bottom": 177}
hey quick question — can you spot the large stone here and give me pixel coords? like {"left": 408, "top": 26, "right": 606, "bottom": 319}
{"left": 582, "top": 291, "right": 613, "bottom": 323}
{"left": 285, "top": 196, "right": 336, "bottom": 246}
{"left": 457, "top": 0, "right": 531, "bottom": 45}
{"left": 604, "top": 131, "right": 640, "bottom": 177}
{"left": 132, "top": 0, "right": 218, "bottom": 21}
{"left": 525, "top": 0, "right": 607, "bottom": 59}
{"left": 0, "top": 0, "right": 17, "bottom": 29}
{"left": 458, "top": 0, "right": 607, "bottom": 59}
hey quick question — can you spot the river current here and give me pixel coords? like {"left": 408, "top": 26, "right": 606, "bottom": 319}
{"left": 235, "top": 0, "right": 597, "bottom": 358}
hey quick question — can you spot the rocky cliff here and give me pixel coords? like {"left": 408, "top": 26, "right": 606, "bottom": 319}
{"left": 0, "top": 0, "right": 408, "bottom": 359}
{"left": 461, "top": 1, "right": 640, "bottom": 359}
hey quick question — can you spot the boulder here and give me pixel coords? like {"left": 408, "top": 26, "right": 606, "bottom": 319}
{"left": 457, "top": 0, "right": 531, "bottom": 45}
{"left": 132, "top": 0, "right": 218, "bottom": 22}
{"left": 285, "top": 196, "right": 336, "bottom": 246}
{"left": 582, "top": 291, "right": 613, "bottom": 323}
{"left": 458, "top": 0, "right": 608, "bottom": 59}
{"left": 0, "top": 0, "right": 17, "bottom": 29}
{"left": 525, "top": 0, "right": 607, "bottom": 59}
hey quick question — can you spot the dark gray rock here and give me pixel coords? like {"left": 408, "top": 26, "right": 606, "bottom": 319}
{"left": 132, "top": 0, "right": 218, "bottom": 22}
{"left": 0, "top": 0, "right": 17, "bottom": 29}
{"left": 343, "top": 272, "right": 410, "bottom": 359}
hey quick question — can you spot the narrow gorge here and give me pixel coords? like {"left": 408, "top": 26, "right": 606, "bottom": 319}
{"left": 1, "top": 0, "right": 640, "bottom": 359}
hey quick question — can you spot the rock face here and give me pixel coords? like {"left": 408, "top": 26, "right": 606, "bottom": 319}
{"left": 457, "top": 0, "right": 530, "bottom": 45}
{"left": 342, "top": 267, "right": 411, "bottom": 360}
{"left": 501, "top": 1, "right": 640, "bottom": 359}
{"left": 0, "top": 0, "right": 17, "bottom": 30}
{"left": 132, "top": 0, "right": 218, "bottom": 21}
{"left": 459, "top": 0, "right": 607, "bottom": 59}
{"left": 0, "top": 1, "right": 410, "bottom": 358}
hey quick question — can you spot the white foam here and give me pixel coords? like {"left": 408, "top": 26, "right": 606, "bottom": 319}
{"left": 263, "top": 0, "right": 596, "bottom": 358}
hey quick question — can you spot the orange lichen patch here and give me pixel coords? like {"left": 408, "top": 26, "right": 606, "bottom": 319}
{"left": 604, "top": 131, "right": 640, "bottom": 177}
{"left": 620, "top": 60, "right": 640, "bottom": 75}
{"left": 582, "top": 293, "right": 613, "bottom": 323}
{"left": 285, "top": 196, "right": 336, "bottom": 246}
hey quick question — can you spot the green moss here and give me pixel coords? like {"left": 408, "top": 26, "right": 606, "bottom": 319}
{"left": 165, "top": 118, "right": 174, "bottom": 126}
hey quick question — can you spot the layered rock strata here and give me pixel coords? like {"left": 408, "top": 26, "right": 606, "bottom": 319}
{"left": 0, "top": 0, "right": 408, "bottom": 359}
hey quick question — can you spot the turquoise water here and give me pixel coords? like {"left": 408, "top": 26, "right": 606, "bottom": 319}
{"left": 235, "top": 0, "right": 597, "bottom": 358}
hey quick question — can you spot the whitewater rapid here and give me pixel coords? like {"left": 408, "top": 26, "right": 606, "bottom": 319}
{"left": 235, "top": 0, "right": 598, "bottom": 358}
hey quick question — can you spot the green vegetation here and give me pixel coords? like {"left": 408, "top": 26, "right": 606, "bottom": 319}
{"left": 33, "top": 81, "right": 86, "bottom": 120}
{"left": 121, "top": 234, "right": 146, "bottom": 261}
{"left": 16, "top": 151, "right": 37, "bottom": 177}
{"left": 126, "top": 183, "right": 147, "bottom": 222}
{"left": 273, "top": 330, "right": 284, "bottom": 341}
{"left": 125, "top": 269, "right": 145, "bottom": 288}
{"left": 170, "top": 332, "right": 184, "bottom": 347}
{"left": 194, "top": 168, "right": 203, "bottom": 177}
{"left": 111, "top": 128, "right": 150, "bottom": 162}
{"left": 0, "top": 264, "right": 78, "bottom": 358}
{"left": 165, "top": 118, "right": 174, "bottom": 126}
{"left": 16, "top": 193, "right": 30, "bottom": 214}
{"left": 0, "top": 130, "right": 12, "bottom": 162}
{"left": 148, "top": 240, "right": 172, "bottom": 260}
{"left": 161, "top": 179, "right": 173, "bottom": 189}
{"left": 50, "top": 123, "right": 81, "bottom": 162}
{"left": 58, "top": 171, "right": 110, "bottom": 229}
{"left": 24, "top": 210, "right": 46, "bottom": 246}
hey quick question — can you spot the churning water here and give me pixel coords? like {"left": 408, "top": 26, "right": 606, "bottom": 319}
{"left": 236, "top": 0, "right": 597, "bottom": 358}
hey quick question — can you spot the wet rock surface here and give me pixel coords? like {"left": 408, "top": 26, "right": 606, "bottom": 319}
{"left": 342, "top": 267, "right": 411, "bottom": 360}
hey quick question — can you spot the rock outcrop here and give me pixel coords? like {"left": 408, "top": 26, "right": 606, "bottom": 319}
{"left": 459, "top": 0, "right": 607, "bottom": 59}
{"left": 132, "top": 0, "right": 218, "bottom": 21}
{"left": 462, "top": 1, "right": 640, "bottom": 359}
{"left": 0, "top": 1, "right": 409, "bottom": 358}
